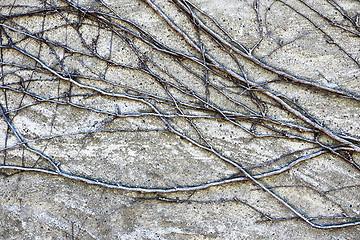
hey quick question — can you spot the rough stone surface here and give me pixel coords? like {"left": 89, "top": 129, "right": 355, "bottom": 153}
{"left": 1, "top": 0, "right": 360, "bottom": 239}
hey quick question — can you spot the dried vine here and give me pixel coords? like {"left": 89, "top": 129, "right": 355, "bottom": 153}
{"left": 1, "top": 0, "right": 360, "bottom": 229}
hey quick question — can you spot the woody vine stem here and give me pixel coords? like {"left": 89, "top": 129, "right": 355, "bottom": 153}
{"left": 1, "top": 0, "right": 360, "bottom": 229}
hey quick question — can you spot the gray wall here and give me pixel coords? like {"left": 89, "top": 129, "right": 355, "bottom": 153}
{"left": 1, "top": 0, "right": 360, "bottom": 239}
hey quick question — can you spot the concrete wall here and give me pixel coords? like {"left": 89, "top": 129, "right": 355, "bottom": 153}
{"left": 1, "top": 0, "right": 360, "bottom": 239}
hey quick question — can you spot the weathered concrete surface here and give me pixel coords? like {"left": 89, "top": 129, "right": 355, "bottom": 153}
{"left": 1, "top": 0, "right": 360, "bottom": 239}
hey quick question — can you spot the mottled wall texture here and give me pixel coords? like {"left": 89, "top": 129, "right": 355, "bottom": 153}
{"left": 1, "top": 0, "right": 360, "bottom": 239}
